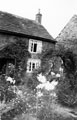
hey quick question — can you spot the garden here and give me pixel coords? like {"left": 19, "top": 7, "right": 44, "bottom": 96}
{"left": 0, "top": 42, "right": 77, "bottom": 120}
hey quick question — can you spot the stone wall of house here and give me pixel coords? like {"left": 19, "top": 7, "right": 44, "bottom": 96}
{"left": 30, "top": 40, "right": 55, "bottom": 59}
{"left": 42, "top": 41, "right": 55, "bottom": 54}
{"left": 0, "top": 32, "right": 55, "bottom": 59}
{"left": 0, "top": 33, "right": 29, "bottom": 47}
{"left": 56, "top": 15, "right": 77, "bottom": 56}
{"left": 27, "top": 39, "right": 55, "bottom": 76}
{"left": 0, "top": 33, "right": 55, "bottom": 77}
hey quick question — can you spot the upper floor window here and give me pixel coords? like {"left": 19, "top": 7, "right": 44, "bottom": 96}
{"left": 27, "top": 59, "right": 41, "bottom": 73}
{"left": 28, "top": 39, "right": 42, "bottom": 53}
{"left": 31, "top": 42, "right": 37, "bottom": 52}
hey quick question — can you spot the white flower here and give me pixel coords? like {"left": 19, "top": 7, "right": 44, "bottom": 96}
{"left": 6, "top": 76, "right": 15, "bottom": 84}
{"left": 36, "top": 83, "right": 45, "bottom": 89}
{"left": 37, "top": 91, "right": 43, "bottom": 97}
{"left": 50, "top": 92, "right": 57, "bottom": 97}
{"left": 36, "top": 80, "right": 58, "bottom": 91}
{"left": 59, "top": 67, "right": 63, "bottom": 72}
{"left": 44, "top": 81, "right": 58, "bottom": 90}
{"left": 37, "top": 73, "right": 47, "bottom": 83}
{"left": 56, "top": 73, "right": 61, "bottom": 77}
{"left": 51, "top": 72, "right": 55, "bottom": 76}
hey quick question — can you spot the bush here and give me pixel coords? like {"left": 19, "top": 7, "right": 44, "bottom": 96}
{"left": 25, "top": 72, "right": 40, "bottom": 91}
{"left": 1, "top": 101, "right": 27, "bottom": 120}
{"left": 57, "top": 76, "right": 77, "bottom": 107}
{"left": 0, "top": 74, "right": 16, "bottom": 103}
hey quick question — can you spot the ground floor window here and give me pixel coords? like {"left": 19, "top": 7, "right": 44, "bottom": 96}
{"left": 27, "top": 59, "right": 41, "bottom": 73}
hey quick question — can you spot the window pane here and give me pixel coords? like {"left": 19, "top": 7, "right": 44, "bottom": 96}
{"left": 37, "top": 41, "right": 42, "bottom": 53}
{"left": 34, "top": 43, "right": 37, "bottom": 52}
{"left": 31, "top": 43, "right": 33, "bottom": 52}
{"left": 36, "top": 63, "right": 39, "bottom": 68}
{"left": 29, "top": 62, "right": 31, "bottom": 71}
{"left": 32, "top": 63, "right": 35, "bottom": 70}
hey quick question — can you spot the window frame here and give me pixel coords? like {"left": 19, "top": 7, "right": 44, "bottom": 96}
{"left": 28, "top": 39, "right": 42, "bottom": 53}
{"left": 27, "top": 59, "right": 41, "bottom": 73}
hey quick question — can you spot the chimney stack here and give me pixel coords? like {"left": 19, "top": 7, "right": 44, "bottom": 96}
{"left": 35, "top": 9, "right": 42, "bottom": 24}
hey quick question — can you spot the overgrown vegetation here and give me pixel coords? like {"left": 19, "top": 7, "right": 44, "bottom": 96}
{"left": 1, "top": 39, "right": 77, "bottom": 120}
{"left": 41, "top": 45, "right": 77, "bottom": 107}
{"left": 0, "top": 38, "right": 31, "bottom": 120}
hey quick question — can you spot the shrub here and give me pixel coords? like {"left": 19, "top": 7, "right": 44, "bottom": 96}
{"left": 0, "top": 74, "right": 16, "bottom": 103}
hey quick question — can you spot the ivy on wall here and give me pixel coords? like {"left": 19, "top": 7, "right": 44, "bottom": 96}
{"left": 0, "top": 37, "right": 31, "bottom": 82}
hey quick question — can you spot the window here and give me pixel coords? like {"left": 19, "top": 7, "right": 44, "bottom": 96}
{"left": 31, "top": 42, "right": 37, "bottom": 52}
{"left": 27, "top": 59, "right": 41, "bottom": 73}
{"left": 34, "top": 43, "right": 37, "bottom": 52}
{"left": 28, "top": 39, "right": 42, "bottom": 53}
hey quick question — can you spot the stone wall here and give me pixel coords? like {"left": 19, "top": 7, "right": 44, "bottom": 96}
{"left": 0, "top": 33, "right": 55, "bottom": 77}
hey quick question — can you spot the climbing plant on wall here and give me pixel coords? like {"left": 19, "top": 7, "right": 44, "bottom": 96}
{"left": 0, "top": 37, "right": 30, "bottom": 72}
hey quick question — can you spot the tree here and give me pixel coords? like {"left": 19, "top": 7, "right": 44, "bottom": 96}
{"left": 41, "top": 45, "right": 77, "bottom": 107}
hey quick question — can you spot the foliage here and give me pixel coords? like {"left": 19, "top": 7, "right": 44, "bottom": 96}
{"left": 0, "top": 38, "right": 30, "bottom": 75}
{"left": 41, "top": 44, "right": 77, "bottom": 107}
{"left": 1, "top": 39, "right": 77, "bottom": 120}
{"left": 1, "top": 86, "right": 37, "bottom": 120}
{"left": 0, "top": 75, "right": 16, "bottom": 103}
{"left": 0, "top": 38, "right": 29, "bottom": 59}
{"left": 55, "top": 47, "right": 77, "bottom": 107}
{"left": 37, "top": 106, "right": 53, "bottom": 120}
{"left": 1, "top": 100, "right": 27, "bottom": 120}
{"left": 25, "top": 72, "right": 40, "bottom": 91}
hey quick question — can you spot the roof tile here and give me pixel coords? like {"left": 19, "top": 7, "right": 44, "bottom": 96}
{"left": 0, "top": 11, "right": 55, "bottom": 41}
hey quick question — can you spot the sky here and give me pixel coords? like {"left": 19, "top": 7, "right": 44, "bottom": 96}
{"left": 0, "top": 0, "right": 77, "bottom": 38}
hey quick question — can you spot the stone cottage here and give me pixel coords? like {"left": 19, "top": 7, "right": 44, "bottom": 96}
{"left": 0, "top": 10, "right": 56, "bottom": 76}
{"left": 56, "top": 15, "right": 77, "bottom": 54}
{"left": 55, "top": 15, "right": 77, "bottom": 75}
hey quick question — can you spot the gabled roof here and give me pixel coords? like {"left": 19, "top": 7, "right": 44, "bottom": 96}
{"left": 0, "top": 11, "right": 56, "bottom": 43}
{"left": 56, "top": 15, "right": 77, "bottom": 44}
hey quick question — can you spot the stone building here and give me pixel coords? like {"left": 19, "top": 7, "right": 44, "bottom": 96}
{"left": 56, "top": 15, "right": 77, "bottom": 54}
{"left": 0, "top": 10, "right": 56, "bottom": 75}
